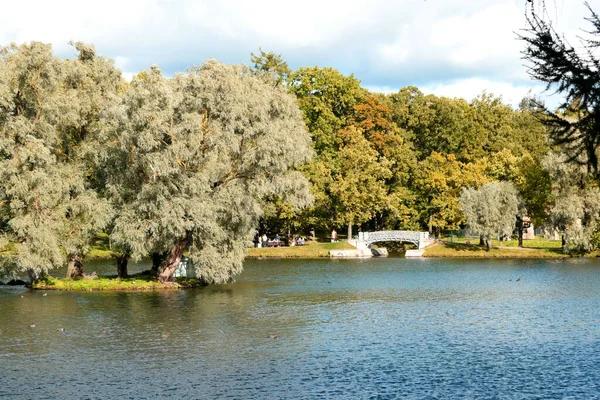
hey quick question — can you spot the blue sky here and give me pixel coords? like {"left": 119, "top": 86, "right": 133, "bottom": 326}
{"left": 2, "top": 0, "right": 598, "bottom": 107}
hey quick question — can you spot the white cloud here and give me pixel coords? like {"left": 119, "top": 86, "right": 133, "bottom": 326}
{"left": 421, "top": 78, "right": 545, "bottom": 107}
{"left": 1, "top": 0, "right": 598, "bottom": 105}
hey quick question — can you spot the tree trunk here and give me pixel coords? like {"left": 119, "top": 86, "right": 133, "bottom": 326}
{"left": 347, "top": 223, "right": 352, "bottom": 241}
{"left": 157, "top": 238, "right": 187, "bottom": 283}
{"left": 517, "top": 216, "right": 524, "bottom": 247}
{"left": 151, "top": 252, "right": 165, "bottom": 275}
{"left": 116, "top": 252, "right": 130, "bottom": 278}
{"left": 485, "top": 235, "right": 492, "bottom": 251}
{"left": 27, "top": 268, "right": 38, "bottom": 284}
{"left": 479, "top": 234, "right": 485, "bottom": 246}
{"left": 562, "top": 233, "right": 566, "bottom": 250}
{"left": 66, "top": 253, "right": 84, "bottom": 278}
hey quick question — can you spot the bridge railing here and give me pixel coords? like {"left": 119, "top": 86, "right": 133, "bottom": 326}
{"left": 359, "top": 230, "right": 432, "bottom": 249}
{"left": 363, "top": 231, "right": 421, "bottom": 243}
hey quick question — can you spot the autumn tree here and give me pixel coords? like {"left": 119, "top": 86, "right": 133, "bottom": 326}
{"left": 412, "top": 152, "right": 489, "bottom": 235}
{"left": 354, "top": 95, "right": 418, "bottom": 230}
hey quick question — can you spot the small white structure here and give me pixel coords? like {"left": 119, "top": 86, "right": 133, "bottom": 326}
{"left": 405, "top": 249, "right": 425, "bottom": 257}
{"left": 522, "top": 217, "right": 535, "bottom": 240}
{"left": 174, "top": 257, "right": 197, "bottom": 278}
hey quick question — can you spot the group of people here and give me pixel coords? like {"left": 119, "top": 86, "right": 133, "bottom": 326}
{"left": 253, "top": 233, "right": 281, "bottom": 248}
{"left": 290, "top": 237, "right": 306, "bottom": 246}
{"left": 253, "top": 233, "right": 307, "bottom": 247}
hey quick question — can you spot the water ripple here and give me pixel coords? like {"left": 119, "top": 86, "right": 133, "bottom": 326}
{"left": 1, "top": 257, "right": 600, "bottom": 399}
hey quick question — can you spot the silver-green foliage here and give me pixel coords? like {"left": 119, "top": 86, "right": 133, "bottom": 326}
{"left": 99, "top": 60, "right": 312, "bottom": 283}
{"left": 543, "top": 151, "right": 600, "bottom": 251}
{"left": 0, "top": 42, "right": 118, "bottom": 278}
{"left": 459, "top": 181, "right": 520, "bottom": 243}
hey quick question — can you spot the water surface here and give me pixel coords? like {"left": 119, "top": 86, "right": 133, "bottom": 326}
{"left": 1, "top": 258, "right": 599, "bottom": 399}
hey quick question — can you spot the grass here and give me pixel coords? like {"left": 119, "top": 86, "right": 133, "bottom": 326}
{"left": 32, "top": 271, "right": 207, "bottom": 291}
{"left": 423, "top": 241, "right": 567, "bottom": 258}
{"left": 446, "top": 236, "right": 563, "bottom": 249}
{"left": 88, "top": 233, "right": 114, "bottom": 259}
{"left": 500, "top": 239, "right": 563, "bottom": 249}
{"left": 246, "top": 240, "right": 355, "bottom": 258}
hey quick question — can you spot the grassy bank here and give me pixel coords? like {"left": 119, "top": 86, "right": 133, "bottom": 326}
{"left": 246, "top": 240, "right": 355, "bottom": 258}
{"left": 32, "top": 272, "right": 206, "bottom": 291}
{"left": 445, "top": 236, "right": 563, "bottom": 249}
{"left": 423, "top": 241, "right": 569, "bottom": 258}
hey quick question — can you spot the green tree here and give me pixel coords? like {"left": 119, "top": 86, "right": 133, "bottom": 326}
{"left": 288, "top": 66, "right": 365, "bottom": 154}
{"left": 459, "top": 182, "right": 521, "bottom": 250}
{"left": 328, "top": 126, "right": 392, "bottom": 239}
{"left": 412, "top": 152, "right": 489, "bottom": 235}
{"left": 250, "top": 48, "right": 291, "bottom": 87}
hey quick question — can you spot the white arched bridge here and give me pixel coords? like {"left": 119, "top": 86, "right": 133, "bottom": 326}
{"left": 357, "top": 230, "right": 434, "bottom": 249}
{"left": 332, "top": 230, "right": 435, "bottom": 258}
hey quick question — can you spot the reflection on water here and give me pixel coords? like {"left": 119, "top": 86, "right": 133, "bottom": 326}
{"left": 1, "top": 258, "right": 600, "bottom": 398}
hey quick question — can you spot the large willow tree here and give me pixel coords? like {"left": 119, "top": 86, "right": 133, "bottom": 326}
{"left": 98, "top": 61, "right": 312, "bottom": 283}
{"left": 0, "top": 42, "right": 117, "bottom": 280}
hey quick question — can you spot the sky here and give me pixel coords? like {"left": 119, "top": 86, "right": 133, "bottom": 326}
{"left": 2, "top": 0, "right": 598, "bottom": 107}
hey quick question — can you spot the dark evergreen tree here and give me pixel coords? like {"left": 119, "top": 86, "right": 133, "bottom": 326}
{"left": 520, "top": 1, "right": 600, "bottom": 178}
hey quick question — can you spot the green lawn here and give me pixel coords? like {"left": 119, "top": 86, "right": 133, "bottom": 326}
{"left": 32, "top": 271, "right": 206, "bottom": 291}
{"left": 445, "top": 236, "right": 563, "bottom": 249}
{"left": 423, "top": 241, "right": 566, "bottom": 258}
{"left": 246, "top": 240, "right": 355, "bottom": 258}
{"left": 88, "top": 233, "right": 114, "bottom": 259}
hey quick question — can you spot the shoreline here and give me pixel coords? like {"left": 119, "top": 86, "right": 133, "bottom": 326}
{"left": 4, "top": 241, "right": 596, "bottom": 292}
{"left": 30, "top": 274, "right": 208, "bottom": 291}
{"left": 422, "top": 241, "right": 600, "bottom": 258}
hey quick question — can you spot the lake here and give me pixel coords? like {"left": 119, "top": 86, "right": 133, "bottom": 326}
{"left": 1, "top": 257, "right": 600, "bottom": 399}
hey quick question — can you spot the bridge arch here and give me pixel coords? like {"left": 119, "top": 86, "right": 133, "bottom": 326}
{"left": 358, "top": 231, "right": 433, "bottom": 249}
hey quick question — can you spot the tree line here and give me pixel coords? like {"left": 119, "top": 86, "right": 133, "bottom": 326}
{"left": 258, "top": 0, "right": 600, "bottom": 255}
{"left": 252, "top": 51, "right": 556, "bottom": 244}
{"left": 2, "top": 0, "right": 600, "bottom": 283}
